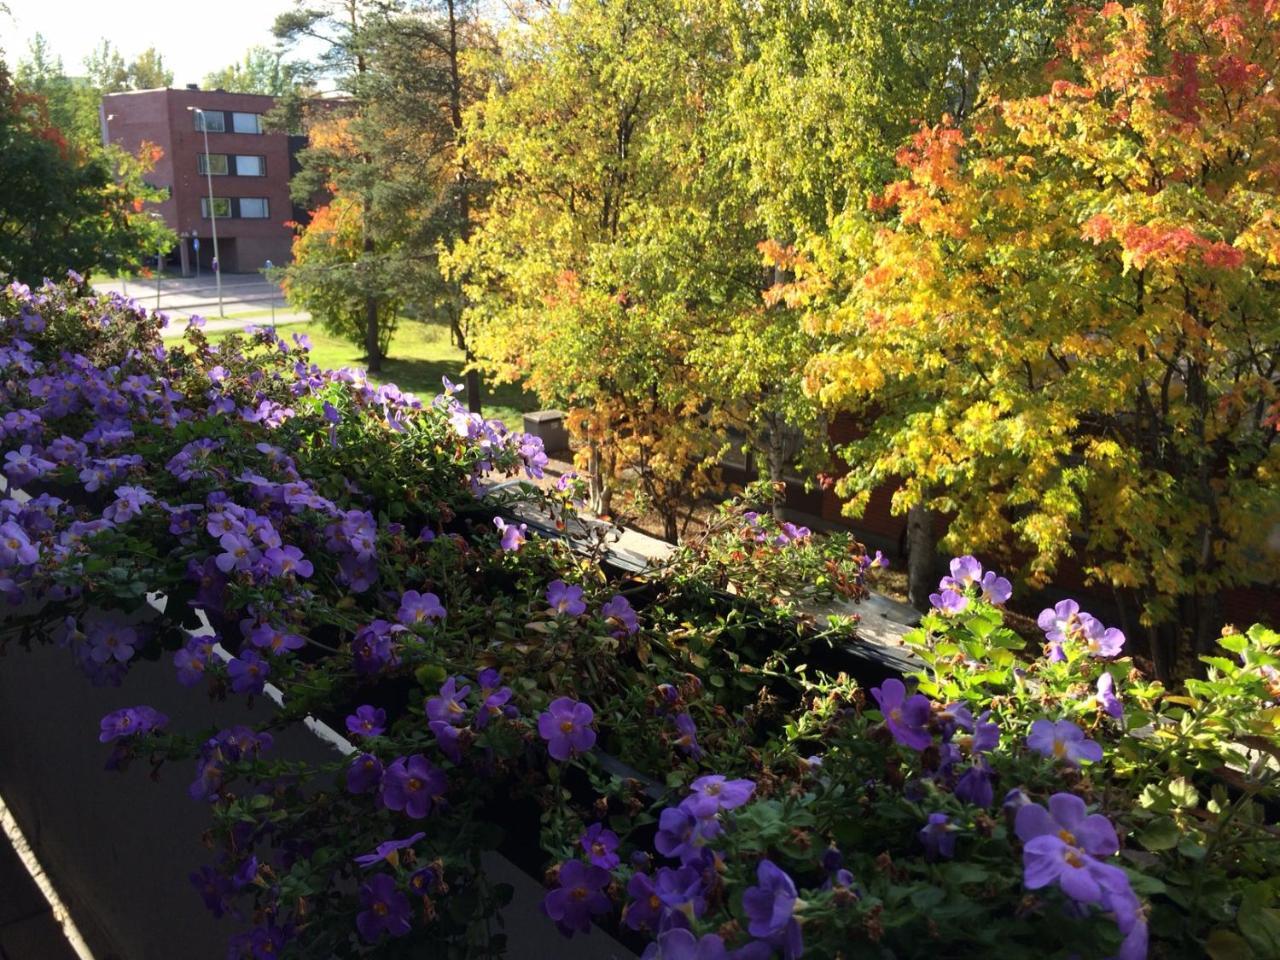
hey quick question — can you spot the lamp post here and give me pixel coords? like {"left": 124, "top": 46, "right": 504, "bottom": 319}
{"left": 263, "top": 259, "right": 276, "bottom": 332}
{"left": 187, "top": 106, "right": 224, "bottom": 318}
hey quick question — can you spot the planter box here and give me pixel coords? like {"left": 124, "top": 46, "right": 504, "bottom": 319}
{"left": 521, "top": 411, "right": 570, "bottom": 455}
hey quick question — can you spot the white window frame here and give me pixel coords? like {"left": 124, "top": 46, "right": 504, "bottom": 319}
{"left": 234, "top": 155, "right": 266, "bottom": 176}
{"left": 238, "top": 198, "right": 270, "bottom": 219}
{"left": 193, "top": 111, "right": 225, "bottom": 132}
{"left": 197, "top": 153, "right": 229, "bottom": 175}
{"left": 200, "top": 197, "right": 231, "bottom": 219}
{"left": 231, "top": 112, "right": 263, "bottom": 134}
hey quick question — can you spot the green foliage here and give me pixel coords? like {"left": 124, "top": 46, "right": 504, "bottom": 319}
{"left": 0, "top": 60, "right": 174, "bottom": 284}
{"left": 203, "top": 46, "right": 298, "bottom": 96}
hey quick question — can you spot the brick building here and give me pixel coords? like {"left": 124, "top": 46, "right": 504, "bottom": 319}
{"left": 100, "top": 86, "right": 303, "bottom": 274}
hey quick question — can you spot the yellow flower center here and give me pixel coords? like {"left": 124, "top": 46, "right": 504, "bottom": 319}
{"left": 560, "top": 720, "right": 575, "bottom": 733}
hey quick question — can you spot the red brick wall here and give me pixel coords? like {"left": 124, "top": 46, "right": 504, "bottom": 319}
{"left": 103, "top": 89, "right": 296, "bottom": 271}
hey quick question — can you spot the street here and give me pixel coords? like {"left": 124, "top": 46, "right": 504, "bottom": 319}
{"left": 92, "top": 274, "right": 311, "bottom": 337}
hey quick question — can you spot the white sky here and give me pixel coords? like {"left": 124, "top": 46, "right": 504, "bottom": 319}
{"left": 3, "top": 0, "right": 298, "bottom": 86}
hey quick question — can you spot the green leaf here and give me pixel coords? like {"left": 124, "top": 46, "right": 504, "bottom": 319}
{"left": 1205, "top": 929, "right": 1254, "bottom": 960}
{"left": 1136, "top": 817, "right": 1180, "bottom": 851}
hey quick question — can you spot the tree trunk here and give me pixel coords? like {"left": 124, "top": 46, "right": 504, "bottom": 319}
{"left": 765, "top": 413, "right": 787, "bottom": 520}
{"left": 661, "top": 509, "right": 679, "bottom": 544}
{"left": 446, "top": 0, "right": 482, "bottom": 416}
{"left": 906, "top": 502, "right": 936, "bottom": 613}
{"left": 588, "top": 440, "right": 613, "bottom": 516}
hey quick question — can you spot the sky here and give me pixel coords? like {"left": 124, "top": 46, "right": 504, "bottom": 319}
{"left": 3, "top": 0, "right": 297, "bottom": 85}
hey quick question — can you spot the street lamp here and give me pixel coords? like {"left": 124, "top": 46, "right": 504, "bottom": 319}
{"left": 187, "top": 106, "right": 224, "bottom": 318}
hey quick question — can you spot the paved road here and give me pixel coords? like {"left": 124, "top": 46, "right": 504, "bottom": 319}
{"left": 94, "top": 275, "right": 311, "bottom": 337}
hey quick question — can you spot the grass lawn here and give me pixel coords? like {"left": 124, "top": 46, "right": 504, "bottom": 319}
{"left": 213, "top": 320, "right": 540, "bottom": 431}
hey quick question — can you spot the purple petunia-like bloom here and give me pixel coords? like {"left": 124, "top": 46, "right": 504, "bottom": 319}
{"left": 546, "top": 579, "right": 587, "bottom": 617}
{"left": 929, "top": 584, "right": 969, "bottom": 615}
{"left": 980, "top": 570, "right": 1013, "bottom": 605}
{"left": 353, "top": 832, "right": 426, "bottom": 868}
{"left": 426, "top": 677, "right": 470, "bottom": 726}
{"left": 215, "top": 532, "right": 257, "bottom": 574}
{"left": 742, "top": 859, "right": 803, "bottom": 959}
{"left": 227, "top": 650, "right": 268, "bottom": 695}
{"left": 1083, "top": 620, "right": 1126, "bottom": 658}
{"left": 919, "top": 812, "right": 959, "bottom": 860}
{"left": 174, "top": 637, "right": 213, "bottom": 687}
{"left": 347, "top": 705, "right": 387, "bottom": 738}
{"left": 601, "top": 594, "right": 639, "bottom": 636}
{"left": 0, "top": 521, "right": 39, "bottom": 566}
{"left": 1016, "top": 792, "right": 1129, "bottom": 907}
{"left": 380, "top": 754, "right": 446, "bottom": 819}
{"left": 263, "top": 545, "right": 313, "bottom": 579}
{"left": 538, "top": 697, "right": 596, "bottom": 760}
{"left": 948, "top": 555, "right": 983, "bottom": 588}
{"left": 654, "top": 803, "right": 721, "bottom": 864}
{"left": 640, "top": 929, "right": 772, "bottom": 960}
{"left": 684, "top": 775, "right": 756, "bottom": 817}
{"left": 1037, "top": 599, "right": 1093, "bottom": 644}
{"left": 397, "top": 589, "right": 446, "bottom": 627}
{"left": 99, "top": 705, "right": 168, "bottom": 742}
{"left": 543, "top": 860, "right": 612, "bottom": 937}
{"left": 86, "top": 618, "right": 137, "bottom": 664}
{"left": 494, "top": 516, "right": 527, "bottom": 552}
{"left": 1096, "top": 673, "right": 1124, "bottom": 720}
{"left": 356, "top": 874, "right": 412, "bottom": 942}
{"left": 580, "top": 823, "right": 621, "bottom": 870}
{"left": 871, "top": 678, "right": 932, "bottom": 751}
{"left": 347, "top": 753, "right": 384, "bottom": 794}
{"left": 672, "top": 712, "right": 704, "bottom": 760}
{"left": 1026, "top": 719, "right": 1103, "bottom": 766}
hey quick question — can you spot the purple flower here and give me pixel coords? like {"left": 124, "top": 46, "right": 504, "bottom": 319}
{"left": 1017, "top": 793, "right": 1122, "bottom": 906}
{"left": 741, "top": 859, "right": 802, "bottom": 959}
{"left": 0, "top": 521, "right": 39, "bottom": 566}
{"left": 86, "top": 618, "right": 137, "bottom": 664}
{"left": 475, "top": 678, "right": 515, "bottom": 730}
{"left": 538, "top": 697, "right": 596, "bottom": 761}
{"left": 546, "top": 579, "right": 586, "bottom": 617}
{"left": 980, "top": 571, "right": 1013, "bottom": 605}
{"left": 919, "top": 812, "right": 958, "bottom": 860}
{"left": 672, "top": 712, "right": 703, "bottom": 760}
{"left": 929, "top": 584, "right": 969, "bottom": 614}
{"left": 954, "top": 761, "right": 995, "bottom": 807}
{"left": 103, "top": 485, "right": 153, "bottom": 523}
{"left": 870, "top": 678, "right": 932, "bottom": 751}
{"left": 352, "top": 620, "right": 400, "bottom": 675}
{"left": 601, "top": 594, "right": 639, "bottom": 636}
{"left": 174, "top": 638, "right": 213, "bottom": 687}
{"left": 99, "top": 705, "right": 168, "bottom": 742}
{"left": 641, "top": 930, "right": 759, "bottom": 960}
{"left": 684, "top": 775, "right": 755, "bottom": 817}
{"left": 356, "top": 873, "right": 412, "bottom": 942}
{"left": 425, "top": 677, "right": 470, "bottom": 726}
{"left": 494, "top": 516, "right": 527, "bottom": 552}
{"left": 1096, "top": 673, "right": 1124, "bottom": 720}
{"left": 580, "top": 823, "right": 621, "bottom": 869}
{"left": 397, "top": 589, "right": 446, "bottom": 627}
{"left": 263, "top": 545, "right": 313, "bottom": 578}
{"left": 948, "top": 555, "right": 983, "bottom": 588}
{"left": 1084, "top": 620, "right": 1126, "bottom": 657}
{"left": 4, "top": 444, "right": 55, "bottom": 485}
{"left": 247, "top": 622, "right": 306, "bottom": 656}
{"left": 1037, "top": 600, "right": 1093, "bottom": 644}
{"left": 347, "top": 753, "right": 384, "bottom": 794}
{"left": 354, "top": 832, "right": 426, "bottom": 868}
{"left": 380, "top": 754, "right": 446, "bottom": 819}
{"left": 227, "top": 650, "right": 268, "bottom": 695}
{"left": 1026, "top": 719, "right": 1103, "bottom": 766}
{"left": 654, "top": 803, "right": 721, "bottom": 864}
{"left": 215, "top": 532, "right": 257, "bottom": 574}
{"left": 430, "top": 721, "right": 465, "bottom": 763}
{"left": 542, "top": 860, "right": 612, "bottom": 936}
{"left": 347, "top": 705, "right": 388, "bottom": 738}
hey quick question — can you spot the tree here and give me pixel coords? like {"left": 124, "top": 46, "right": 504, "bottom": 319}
{"left": 278, "top": 0, "right": 489, "bottom": 377}
{"left": 797, "top": 0, "right": 1280, "bottom": 676}
{"left": 728, "top": 0, "right": 1065, "bottom": 607}
{"left": 82, "top": 40, "right": 129, "bottom": 93}
{"left": 203, "top": 46, "right": 297, "bottom": 95}
{"left": 126, "top": 47, "right": 173, "bottom": 90}
{"left": 449, "top": 0, "right": 756, "bottom": 539}
{"left": 14, "top": 34, "right": 97, "bottom": 148}
{"left": 0, "top": 60, "right": 175, "bottom": 284}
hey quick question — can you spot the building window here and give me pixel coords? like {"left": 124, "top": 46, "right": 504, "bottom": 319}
{"left": 231, "top": 112, "right": 263, "bottom": 134}
{"left": 200, "top": 197, "right": 232, "bottom": 218}
{"left": 238, "top": 198, "right": 270, "bottom": 219}
{"left": 193, "top": 111, "right": 225, "bottom": 132}
{"left": 197, "top": 153, "right": 229, "bottom": 175}
{"left": 234, "top": 155, "right": 266, "bottom": 176}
